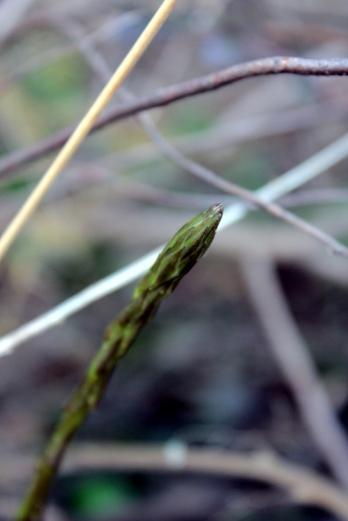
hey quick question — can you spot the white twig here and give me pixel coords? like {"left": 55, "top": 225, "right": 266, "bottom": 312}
{"left": 1, "top": 132, "right": 348, "bottom": 356}
{"left": 241, "top": 256, "right": 348, "bottom": 489}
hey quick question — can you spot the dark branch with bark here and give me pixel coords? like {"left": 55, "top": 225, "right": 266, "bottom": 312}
{"left": 1, "top": 56, "right": 348, "bottom": 178}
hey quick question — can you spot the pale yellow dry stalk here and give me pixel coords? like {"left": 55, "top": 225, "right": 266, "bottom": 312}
{"left": 0, "top": 0, "right": 177, "bottom": 262}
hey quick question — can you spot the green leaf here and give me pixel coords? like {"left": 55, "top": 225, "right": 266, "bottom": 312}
{"left": 70, "top": 476, "right": 134, "bottom": 517}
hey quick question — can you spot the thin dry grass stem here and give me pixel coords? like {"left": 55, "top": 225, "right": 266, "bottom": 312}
{"left": 241, "top": 256, "right": 348, "bottom": 489}
{"left": 0, "top": 0, "right": 177, "bottom": 262}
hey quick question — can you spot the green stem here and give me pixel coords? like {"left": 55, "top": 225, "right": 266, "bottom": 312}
{"left": 16, "top": 204, "right": 223, "bottom": 521}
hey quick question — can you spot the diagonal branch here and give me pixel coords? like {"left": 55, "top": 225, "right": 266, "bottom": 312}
{"left": 58, "top": 18, "right": 348, "bottom": 259}
{"left": 1, "top": 56, "right": 348, "bottom": 178}
{"left": 241, "top": 256, "right": 348, "bottom": 489}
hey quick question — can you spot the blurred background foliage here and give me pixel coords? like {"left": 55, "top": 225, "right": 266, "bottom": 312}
{"left": 1, "top": 1, "right": 348, "bottom": 520}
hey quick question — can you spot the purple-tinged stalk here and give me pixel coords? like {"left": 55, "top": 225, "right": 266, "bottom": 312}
{"left": 17, "top": 204, "right": 223, "bottom": 521}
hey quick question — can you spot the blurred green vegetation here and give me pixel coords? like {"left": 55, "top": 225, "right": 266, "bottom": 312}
{"left": 58, "top": 474, "right": 137, "bottom": 519}
{"left": 1, "top": 2, "right": 348, "bottom": 521}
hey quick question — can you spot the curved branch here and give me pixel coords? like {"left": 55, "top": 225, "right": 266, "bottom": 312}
{"left": 56, "top": 21, "right": 348, "bottom": 260}
{"left": 61, "top": 444, "right": 348, "bottom": 520}
{"left": 1, "top": 56, "right": 348, "bottom": 178}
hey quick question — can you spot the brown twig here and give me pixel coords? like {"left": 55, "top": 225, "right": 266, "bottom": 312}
{"left": 61, "top": 443, "right": 348, "bottom": 520}
{"left": 32, "top": 22, "right": 348, "bottom": 261}
{"left": 1, "top": 56, "right": 348, "bottom": 178}
{"left": 5, "top": 443, "right": 348, "bottom": 519}
{"left": 147, "top": 139, "right": 348, "bottom": 258}
{"left": 241, "top": 256, "right": 348, "bottom": 489}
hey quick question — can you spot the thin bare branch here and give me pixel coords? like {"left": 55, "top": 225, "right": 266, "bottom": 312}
{"left": 6, "top": 443, "right": 348, "bottom": 519}
{"left": 145, "top": 138, "right": 348, "bottom": 257}
{"left": 96, "top": 105, "right": 343, "bottom": 170}
{"left": 58, "top": 444, "right": 348, "bottom": 520}
{"left": 241, "top": 256, "right": 348, "bottom": 489}
{"left": 1, "top": 56, "right": 348, "bottom": 178}
{"left": 2, "top": 129, "right": 348, "bottom": 356}
{"left": 58, "top": 19, "right": 348, "bottom": 259}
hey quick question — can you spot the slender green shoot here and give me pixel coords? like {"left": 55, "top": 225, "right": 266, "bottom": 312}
{"left": 16, "top": 204, "right": 223, "bottom": 521}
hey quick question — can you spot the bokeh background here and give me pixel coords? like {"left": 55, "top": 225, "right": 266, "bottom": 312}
{"left": 1, "top": 1, "right": 348, "bottom": 519}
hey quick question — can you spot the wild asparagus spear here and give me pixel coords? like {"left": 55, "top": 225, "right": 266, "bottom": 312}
{"left": 17, "top": 203, "right": 223, "bottom": 521}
